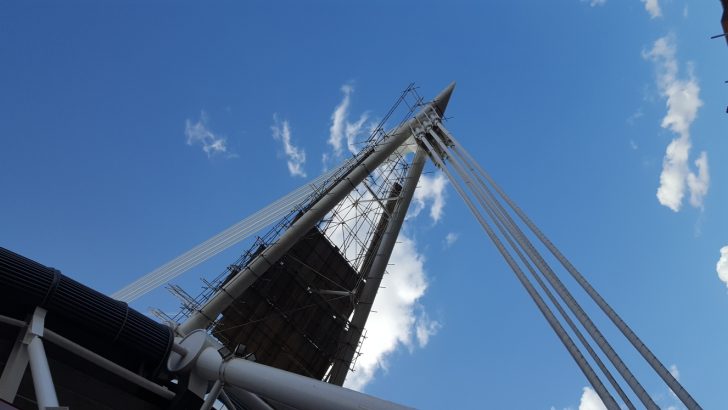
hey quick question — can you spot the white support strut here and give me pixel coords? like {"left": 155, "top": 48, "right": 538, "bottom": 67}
{"left": 0, "top": 308, "right": 61, "bottom": 410}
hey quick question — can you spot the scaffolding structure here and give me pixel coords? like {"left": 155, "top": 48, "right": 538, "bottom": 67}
{"left": 159, "top": 84, "right": 425, "bottom": 385}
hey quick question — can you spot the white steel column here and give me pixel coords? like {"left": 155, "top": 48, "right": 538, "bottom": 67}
{"left": 194, "top": 346, "right": 411, "bottom": 410}
{"left": 0, "top": 320, "right": 30, "bottom": 403}
{"left": 27, "top": 335, "right": 59, "bottom": 409}
{"left": 0, "top": 308, "right": 60, "bottom": 410}
{"left": 168, "top": 330, "right": 412, "bottom": 410}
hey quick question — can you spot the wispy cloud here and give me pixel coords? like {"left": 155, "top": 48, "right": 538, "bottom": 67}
{"left": 641, "top": 0, "right": 662, "bottom": 19}
{"left": 324, "top": 84, "right": 370, "bottom": 168}
{"left": 344, "top": 233, "right": 440, "bottom": 391}
{"left": 717, "top": 246, "right": 728, "bottom": 289}
{"left": 661, "top": 364, "right": 686, "bottom": 407}
{"left": 582, "top": 0, "right": 606, "bottom": 7}
{"left": 414, "top": 308, "right": 441, "bottom": 348}
{"left": 345, "top": 114, "right": 369, "bottom": 155}
{"left": 643, "top": 35, "right": 707, "bottom": 212}
{"left": 328, "top": 84, "right": 352, "bottom": 156}
{"left": 627, "top": 108, "right": 644, "bottom": 125}
{"left": 669, "top": 363, "right": 680, "bottom": 380}
{"left": 443, "top": 232, "right": 459, "bottom": 248}
{"left": 185, "top": 111, "right": 230, "bottom": 157}
{"left": 578, "top": 387, "right": 607, "bottom": 410}
{"left": 271, "top": 114, "right": 307, "bottom": 178}
{"left": 686, "top": 151, "right": 709, "bottom": 209}
{"left": 412, "top": 173, "right": 448, "bottom": 223}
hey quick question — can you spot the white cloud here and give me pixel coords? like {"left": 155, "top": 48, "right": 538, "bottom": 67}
{"left": 641, "top": 0, "right": 662, "bottom": 19}
{"left": 656, "top": 135, "right": 691, "bottom": 211}
{"left": 271, "top": 115, "right": 307, "bottom": 178}
{"left": 578, "top": 387, "right": 607, "bottom": 410}
{"left": 185, "top": 111, "right": 229, "bottom": 157}
{"left": 643, "top": 35, "right": 707, "bottom": 212}
{"left": 583, "top": 0, "right": 606, "bottom": 7}
{"left": 324, "top": 85, "right": 371, "bottom": 169}
{"left": 717, "top": 246, "right": 728, "bottom": 288}
{"left": 412, "top": 173, "right": 447, "bottom": 223}
{"left": 344, "top": 233, "right": 440, "bottom": 391}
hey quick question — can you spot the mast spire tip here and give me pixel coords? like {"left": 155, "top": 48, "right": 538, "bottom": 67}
{"left": 433, "top": 81, "right": 456, "bottom": 116}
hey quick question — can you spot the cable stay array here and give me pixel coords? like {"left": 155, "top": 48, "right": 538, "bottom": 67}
{"left": 112, "top": 167, "right": 338, "bottom": 302}
{"left": 414, "top": 113, "right": 701, "bottom": 409}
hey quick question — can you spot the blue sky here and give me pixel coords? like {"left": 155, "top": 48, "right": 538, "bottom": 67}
{"left": 1, "top": 1, "right": 727, "bottom": 409}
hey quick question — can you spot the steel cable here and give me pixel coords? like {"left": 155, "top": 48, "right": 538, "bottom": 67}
{"left": 433, "top": 132, "right": 635, "bottom": 409}
{"left": 115, "top": 184, "right": 319, "bottom": 301}
{"left": 419, "top": 136, "right": 620, "bottom": 410}
{"left": 113, "top": 162, "right": 345, "bottom": 302}
{"left": 438, "top": 124, "right": 701, "bottom": 410}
